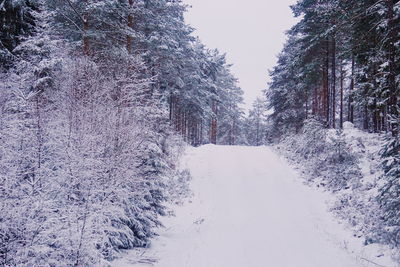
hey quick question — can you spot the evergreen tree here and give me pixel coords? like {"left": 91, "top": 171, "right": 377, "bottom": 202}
{"left": 0, "top": 0, "right": 245, "bottom": 265}
{"left": 265, "top": 0, "right": 400, "bottom": 249}
{"left": 245, "top": 97, "right": 268, "bottom": 146}
{"left": 378, "top": 136, "right": 400, "bottom": 246}
{"left": 0, "top": 0, "right": 38, "bottom": 67}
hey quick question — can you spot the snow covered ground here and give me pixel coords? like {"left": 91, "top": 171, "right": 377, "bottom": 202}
{"left": 113, "top": 145, "right": 397, "bottom": 267}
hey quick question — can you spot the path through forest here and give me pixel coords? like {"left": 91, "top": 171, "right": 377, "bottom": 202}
{"left": 115, "top": 145, "right": 393, "bottom": 267}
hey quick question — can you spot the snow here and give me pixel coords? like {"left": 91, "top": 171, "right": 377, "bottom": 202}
{"left": 114, "top": 145, "right": 397, "bottom": 267}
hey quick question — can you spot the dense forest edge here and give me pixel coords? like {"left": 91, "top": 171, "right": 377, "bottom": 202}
{"left": 262, "top": 0, "right": 400, "bottom": 262}
{"left": 0, "top": 0, "right": 245, "bottom": 265}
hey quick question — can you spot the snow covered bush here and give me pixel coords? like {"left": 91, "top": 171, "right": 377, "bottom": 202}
{"left": 0, "top": 0, "right": 242, "bottom": 265}
{"left": 280, "top": 119, "right": 361, "bottom": 192}
{"left": 1, "top": 61, "right": 186, "bottom": 266}
{"left": 0, "top": 43, "right": 187, "bottom": 267}
{"left": 378, "top": 136, "right": 400, "bottom": 246}
{"left": 277, "top": 119, "right": 400, "bottom": 255}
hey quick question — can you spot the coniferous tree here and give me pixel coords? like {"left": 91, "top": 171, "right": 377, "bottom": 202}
{"left": 245, "top": 98, "right": 268, "bottom": 146}
{"left": 0, "top": 0, "right": 38, "bottom": 67}
{"left": 266, "top": 0, "right": 400, "bottom": 249}
{"left": 0, "top": 0, "right": 244, "bottom": 265}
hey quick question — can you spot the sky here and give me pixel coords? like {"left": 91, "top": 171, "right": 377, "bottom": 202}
{"left": 183, "top": 0, "right": 299, "bottom": 109}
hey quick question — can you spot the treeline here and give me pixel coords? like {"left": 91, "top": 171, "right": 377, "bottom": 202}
{"left": 266, "top": 0, "right": 400, "bottom": 250}
{"left": 0, "top": 0, "right": 243, "bottom": 265}
{"left": 267, "top": 0, "right": 399, "bottom": 136}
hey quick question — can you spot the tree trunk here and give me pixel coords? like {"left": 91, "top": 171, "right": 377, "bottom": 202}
{"left": 382, "top": 107, "right": 387, "bottom": 132}
{"left": 169, "top": 93, "right": 173, "bottom": 122}
{"left": 83, "top": 0, "right": 89, "bottom": 55}
{"left": 127, "top": 0, "right": 134, "bottom": 53}
{"left": 373, "top": 63, "right": 379, "bottom": 132}
{"left": 364, "top": 103, "right": 369, "bottom": 130}
{"left": 210, "top": 100, "right": 218, "bottom": 144}
{"left": 182, "top": 111, "right": 187, "bottom": 140}
{"left": 36, "top": 95, "right": 42, "bottom": 188}
{"left": 340, "top": 61, "right": 344, "bottom": 129}
{"left": 305, "top": 89, "right": 309, "bottom": 119}
{"left": 200, "top": 120, "right": 203, "bottom": 145}
{"left": 373, "top": 103, "right": 379, "bottom": 133}
{"left": 325, "top": 38, "right": 330, "bottom": 127}
{"left": 256, "top": 118, "right": 260, "bottom": 146}
{"left": 321, "top": 67, "right": 326, "bottom": 119}
{"left": 348, "top": 55, "right": 354, "bottom": 123}
{"left": 387, "top": 0, "right": 398, "bottom": 136}
{"left": 232, "top": 119, "right": 236, "bottom": 146}
{"left": 312, "top": 86, "right": 318, "bottom": 116}
{"left": 331, "top": 34, "right": 336, "bottom": 129}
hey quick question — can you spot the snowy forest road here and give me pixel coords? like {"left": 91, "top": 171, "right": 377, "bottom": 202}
{"left": 115, "top": 145, "right": 376, "bottom": 267}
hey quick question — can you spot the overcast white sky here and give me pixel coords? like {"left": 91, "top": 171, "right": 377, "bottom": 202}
{"left": 183, "top": 0, "right": 299, "bottom": 109}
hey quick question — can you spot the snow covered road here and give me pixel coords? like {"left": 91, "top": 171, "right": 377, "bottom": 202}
{"left": 115, "top": 145, "right": 394, "bottom": 267}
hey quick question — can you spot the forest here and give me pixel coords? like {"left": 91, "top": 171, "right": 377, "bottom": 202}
{"left": 0, "top": 0, "right": 244, "bottom": 265}
{"left": 1, "top": 0, "right": 400, "bottom": 266}
{"left": 265, "top": 0, "right": 400, "bottom": 259}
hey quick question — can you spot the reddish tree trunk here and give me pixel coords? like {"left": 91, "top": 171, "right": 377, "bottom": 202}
{"left": 312, "top": 86, "right": 318, "bottom": 116}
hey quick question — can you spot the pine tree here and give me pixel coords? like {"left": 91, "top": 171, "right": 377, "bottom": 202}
{"left": 0, "top": 0, "right": 245, "bottom": 264}
{"left": 378, "top": 136, "right": 400, "bottom": 245}
{"left": 245, "top": 98, "right": 268, "bottom": 146}
{"left": 0, "top": 0, "right": 38, "bottom": 67}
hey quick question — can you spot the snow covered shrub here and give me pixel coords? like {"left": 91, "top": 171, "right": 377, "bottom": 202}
{"left": 324, "top": 130, "right": 362, "bottom": 190}
{"left": 165, "top": 168, "right": 192, "bottom": 207}
{"left": 0, "top": 0, "right": 238, "bottom": 264}
{"left": 281, "top": 119, "right": 361, "bottom": 191}
{"left": 0, "top": 49, "right": 186, "bottom": 265}
{"left": 280, "top": 120, "right": 393, "bottom": 248}
{"left": 378, "top": 136, "right": 400, "bottom": 246}
{"left": 50, "top": 56, "right": 179, "bottom": 260}
{"left": 294, "top": 118, "right": 326, "bottom": 159}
